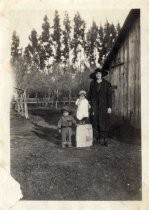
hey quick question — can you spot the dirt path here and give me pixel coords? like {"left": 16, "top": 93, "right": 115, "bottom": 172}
{"left": 10, "top": 109, "right": 141, "bottom": 200}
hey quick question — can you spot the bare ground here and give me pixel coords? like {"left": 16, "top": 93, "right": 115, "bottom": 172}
{"left": 10, "top": 109, "right": 141, "bottom": 200}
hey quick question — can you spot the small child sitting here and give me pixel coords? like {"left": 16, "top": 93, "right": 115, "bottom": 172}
{"left": 75, "top": 90, "right": 90, "bottom": 124}
{"left": 58, "top": 106, "right": 77, "bottom": 148}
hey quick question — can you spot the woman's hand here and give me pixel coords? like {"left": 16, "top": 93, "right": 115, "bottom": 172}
{"left": 107, "top": 108, "right": 112, "bottom": 114}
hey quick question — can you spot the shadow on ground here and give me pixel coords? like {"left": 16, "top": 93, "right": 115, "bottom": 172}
{"left": 32, "top": 123, "right": 76, "bottom": 147}
{"left": 32, "top": 123, "right": 61, "bottom": 146}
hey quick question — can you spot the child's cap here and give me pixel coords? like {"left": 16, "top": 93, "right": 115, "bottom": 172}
{"left": 79, "top": 90, "right": 87, "bottom": 96}
{"left": 61, "top": 106, "right": 71, "bottom": 114}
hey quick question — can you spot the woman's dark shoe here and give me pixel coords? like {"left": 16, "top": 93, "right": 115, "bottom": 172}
{"left": 96, "top": 138, "right": 101, "bottom": 145}
{"left": 100, "top": 138, "right": 108, "bottom": 146}
{"left": 104, "top": 141, "right": 108, "bottom": 146}
{"left": 100, "top": 138, "right": 104, "bottom": 145}
{"left": 93, "top": 138, "right": 99, "bottom": 145}
{"left": 93, "top": 141, "right": 97, "bottom": 145}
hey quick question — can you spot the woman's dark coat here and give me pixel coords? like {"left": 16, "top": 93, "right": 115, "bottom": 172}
{"left": 88, "top": 79, "right": 112, "bottom": 136}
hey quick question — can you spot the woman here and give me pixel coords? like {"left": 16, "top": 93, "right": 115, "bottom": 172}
{"left": 88, "top": 68, "right": 112, "bottom": 146}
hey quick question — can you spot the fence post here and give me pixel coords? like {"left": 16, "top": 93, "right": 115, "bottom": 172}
{"left": 24, "top": 90, "right": 29, "bottom": 119}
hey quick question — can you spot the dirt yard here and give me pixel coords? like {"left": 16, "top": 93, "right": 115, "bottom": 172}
{"left": 10, "top": 109, "right": 141, "bottom": 200}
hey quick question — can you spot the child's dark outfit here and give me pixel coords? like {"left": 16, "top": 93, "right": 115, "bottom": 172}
{"left": 58, "top": 115, "right": 76, "bottom": 147}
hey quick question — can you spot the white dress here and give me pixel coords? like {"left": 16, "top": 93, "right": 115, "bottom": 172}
{"left": 75, "top": 98, "right": 90, "bottom": 120}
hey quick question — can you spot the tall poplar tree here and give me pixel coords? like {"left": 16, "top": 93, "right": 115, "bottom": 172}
{"left": 97, "top": 21, "right": 118, "bottom": 65}
{"left": 71, "top": 12, "right": 86, "bottom": 67}
{"left": 53, "top": 10, "right": 62, "bottom": 63}
{"left": 39, "top": 15, "right": 53, "bottom": 70}
{"left": 97, "top": 25, "right": 104, "bottom": 65}
{"left": 85, "top": 21, "right": 98, "bottom": 67}
{"left": 11, "top": 31, "right": 25, "bottom": 88}
{"left": 116, "top": 22, "right": 121, "bottom": 35}
{"left": 11, "top": 31, "right": 21, "bottom": 63}
{"left": 28, "top": 29, "right": 40, "bottom": 69}
{"left": 62, "top": 12, "right": 71, "bottom": 67}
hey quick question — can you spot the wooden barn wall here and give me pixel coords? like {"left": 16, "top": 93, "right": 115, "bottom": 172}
{"left": 107, "top": 17, "right": 140, "bottom": 130}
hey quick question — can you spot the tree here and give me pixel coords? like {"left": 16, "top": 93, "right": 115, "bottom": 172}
{"left": 24, "top": 71, "right": 49, "bottom": 98}
{"left": 116, "top": 22, "right": 121, "bottom": 35}
{"left": 11, "top": 31, "right": 21, "bottom": 63}
{"left": 85, "top": 21, "right": 98, "bottom": 67}
{"left": 103, "top": 20, "right": 111, "bottom": 61}
{"left": 29, "top": 29, "right": 38, "bottom": 49}
{"left": 19, "top": 29, "right": 41, "bottom": 94}
{"left": 71, "top": 12, "right": 86, "bottom": 69}
{"left": 28, "top": 29, "right": 40, "bottom": 69}
{"left": 11, "top": 31, "right": 26, "bottom": 89}
{"left": 39, "top": 15, "right": 53, "bottom": 70}
{"left": 97, "top": 25, "right": 104, "bottom": 65}
{"left": 62, "top": 12, "right": 71, "bottom": 67}
{"left": 108, "top": 23, "right": 117, "bottom": 50}
{"left": 97, "top": 21, "right": 118, "bottom": 65}
{"left": 49, "top": 63, "right": 63, "bottom": 108}
{"left": 52, "top": 10, "right": 62, "bottom": 63}
{"left": 23, "top": 45, "right": 32, "bottom": 69}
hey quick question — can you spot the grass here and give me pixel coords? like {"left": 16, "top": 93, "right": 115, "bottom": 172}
{"left": 10, "top": 108, "right": 141, "bottom": 200}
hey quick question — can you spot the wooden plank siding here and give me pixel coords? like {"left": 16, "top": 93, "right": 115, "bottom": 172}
{"left": 108, "top": 17, "right": 140, "bottom": 130}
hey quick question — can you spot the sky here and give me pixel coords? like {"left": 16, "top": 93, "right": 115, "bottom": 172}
{"left": 9, "top": 8, "right": 130, "bottom": 48}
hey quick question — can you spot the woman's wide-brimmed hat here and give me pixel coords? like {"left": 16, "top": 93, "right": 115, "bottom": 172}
{"left": 61, "top": 106, "right": 72, "bottom": 114}
{"left": 89, "top": 68, "right": 108, "bottom": 79}
{"left": 79, "top": 90, "right": 87, "bottom": 96}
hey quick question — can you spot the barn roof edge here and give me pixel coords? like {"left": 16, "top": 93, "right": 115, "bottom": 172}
{"left": 102, "top": 9, "right": 140, "bottom": 70}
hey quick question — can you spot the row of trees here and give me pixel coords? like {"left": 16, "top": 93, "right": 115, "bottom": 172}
{"left": 11, "top": 10, "right": 121, "bottom": 105}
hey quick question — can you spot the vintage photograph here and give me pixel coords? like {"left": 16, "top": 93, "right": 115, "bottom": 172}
{"left": 10, "top": 8, "right": 141, "bottom": 200}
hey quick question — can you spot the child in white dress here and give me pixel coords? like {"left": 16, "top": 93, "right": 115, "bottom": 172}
{"left": 75, "top": 90, "right": 90, "bottom": 124}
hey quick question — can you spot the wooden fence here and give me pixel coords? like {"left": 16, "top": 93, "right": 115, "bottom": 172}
{"left": 25, "top": 97, "right": 77, "bottom": 104}
{"left": 12, "top": 97, "right": 77, "bottom": 109}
